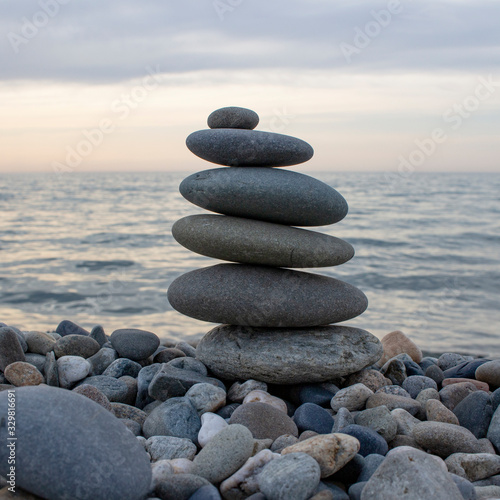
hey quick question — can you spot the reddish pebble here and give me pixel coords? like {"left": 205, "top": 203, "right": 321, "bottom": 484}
{"left": 442, "top": 378, "right": 489, "bottom": 392}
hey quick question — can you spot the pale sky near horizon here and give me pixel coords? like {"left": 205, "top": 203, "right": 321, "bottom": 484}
{"left": 1, "top": 0, "right": 499, "bottom": 174}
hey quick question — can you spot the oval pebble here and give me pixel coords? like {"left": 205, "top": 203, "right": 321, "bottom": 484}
{"left": 207, "top": 106, "right": 259, "bottom": 130}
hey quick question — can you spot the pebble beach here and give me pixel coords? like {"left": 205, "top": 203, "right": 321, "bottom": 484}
{"left": 1, "top": 107, "right": 499, "bottom": 500}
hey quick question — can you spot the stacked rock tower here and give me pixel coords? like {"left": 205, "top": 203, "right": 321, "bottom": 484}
{"left": 168, "top": 106, "right": 382, "bottom": 384}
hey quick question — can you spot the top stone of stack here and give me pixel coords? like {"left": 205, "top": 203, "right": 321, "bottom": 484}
{"left": 187, "top": 106, "right": 314, "bottom": 167}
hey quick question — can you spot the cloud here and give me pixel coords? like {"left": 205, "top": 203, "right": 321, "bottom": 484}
{"left": 1, "top": 0, "right": 499, "bottom": 83}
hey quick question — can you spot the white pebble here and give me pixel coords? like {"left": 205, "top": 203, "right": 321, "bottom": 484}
{"left": 57, "top": 355, "right": 90, "bottom": 388}
{"left": 198, "top": 412, "right": 228, "bottom": 447}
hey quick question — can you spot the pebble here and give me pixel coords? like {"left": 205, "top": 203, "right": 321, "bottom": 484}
{"left": 357, "top": 454, "right": 385, "bottom": 482}
{"left": 375, "top": 385, "right": 411, "bottom": 398}
{"left": 198, "top": 412, "right": 229, "bottom": 448}
{"left": 207, "top": 106, "right": 259, "bottom": 130}
{"left": 443, "top": 359, "right": 491, "bottom": 379}
{"left": 53, "top": 334, "right": 100, "bottom": 358}
{"left": 415, "top": 387, "right": 440, "bottom": 407}
{"left": 179, "top": 167, "right": 348, "bottom": 226}
{"left": 344, "top": 369, "right": 389, "bottom": 393}
{"left": 365, "top": 393, "right": 422, "bottom": 416}
{"left": 442, "top": 377, "right": 490, "bottom": 392}
{"left": 354, "top": 406, "right": 398, "bottom": 442}
{"left": 154, "top": 347, "right": 186, "bottom": 363}
{"left": 143, "top": 396, "right": 201, "bottom": 441}
{"left": 0, "top": 385, "right": 151, "bottom": 499}
{"left": 173, "top": 215, "right": 354, "bottom": 268}
{"left": 445, "top": 453, "right": 500, "bottom": 482}
{"left": 380, "top": 359, "right": 407, "bottom": 385}
{"left": 293, "top": 403, "right": 334, "bottom": 434}
{"left": 258, "top": 452, "right": 321, "bottom": 500}
{"left": 487, "top": 404, "right": 500, "bottom": 452}
{"left": 24, "top": 353, "right": 46, "bottom": 373}
{"left": 72, "top": 384, "right": 112, "bottom": 411}
{"left": 0, "top": 326, "right": 26, "bottom": 370}
{"left": 136, "top": 363, "right": 162, "bottom": 409}
{"left": 440, "top": 382, "right": 478, "bottom": 411}
{"left": 330, "top": 383, "right": 374, "bottom": 412}
{"left": 146, "top": 436, "right": 197, "bottom": 461}
{"left": 492, "top": 388, "right": 500, "bottom": 412}
{"left": 186, "top": 128, "right": 314, "bottom": 167}
{"left": 44, "top": 351, "right": 59, "bottom": 386}
{"left": 150, "top": 459, "right": 174, "bottom": 489}
{"left": 3, "top": 361, "right": 44, "bottom": 386}
{"left": 168, "top": 264, "right": 368, "bottom": 327}
{"left": 87, "top": 346, "right": 118, "bottom": 376}
{"left": 148, "top": 364, "right": 224, "bottom": 401}
{"left": 476, "top": 360, "right": 500, "bottom": 388}
{"left": 403, "top": 360, "right": 425, "bottom": 377}
{"left": 216, "top": 403, "right": 241, "bottom": 420}
{"left": 453, "top": 391, "right": 493, "bottom": 439}
{"left": 378, "top": 330, "right": 423, "bottom": 366}
{"left": 388, "top": 435, "right": 423, "bottom": 451}
{"left": 189, "top": 484, "right": 222, "bottom": 500}
{"left": 55, "top": 319, "right": 89, "bottom": 336}
{"left": 229, "top": 402, "right": 299, "bottom": 440}
{"left": 192, "top": 424, "right": 254, "bottom": 484}
{"left": 56, "top": 355, "right": 91, "bottom": 388}
{"left": 401, "top": 375, "right": 437, "bottom": 398}
{"left": 332, "top": 407, "right": 354, "bottom": 433}
{"left": 220, "top": 449, "right": 278, "bottom": 498}
{"left": 168, "top": 357, "right": 208, "bottom": 376}
{"left": 413, "top": 421, "right": 482, "bottom": 457}
{"left": 175, "top": 341, "right": 197, "bottom": 358}
{"left": 89, "top": 324, "right": 107, "bottom": 346}
{"left": 76, "top": 375, "right": 129, "bottom": 402}
{"left": 109, "top": 328, "right": 160, "bottom": 361}
{"left": 330, "top": 453, "right": 364, "bottom": 484}
{"left": 289, "top": 384, "right": 339, "bottom": 407}
{"left": 197, "top": 325, "right": 381, "bottom": 384}
{"left": 426, "top": 399, "right": 460, "bottom": 425}
{"left": 23, "top": 331, "right": 56, "bottom": 355}
{"left": 186, "top": 383, "right": 227, "bottom": 415}
{"left": 282, "top": 433, "right": 360, "bottom": 478}
{"left": 243, "top": 390, "right": 287, "bottom": 413}
{"left": 438, "top": 352, "right": 466, "bottom": 371}
{"left": 474, "top": 485, "right": 500, "bottom": 499}
{"left": 425, "top": 364, "right": 445, "bottom": 386}
{"left": 111, "top": 402, "right": 146, "bottom": 425}
{"left": 450, "top": 473, "right": 476, "bottom": 500}
{"left": 155, "top": 474, "right": 211, "bottom": 500}
{"left": 102, "top": 358, "right": 142, "bottom": 378}
{"left": 361, "top": 447, "right": 462, "bottom": 499}
{"left": 228, "top": 379, "right": 268, "bottom": 403}
{"left": 271, "top": 434, "right": 299, "bottom": 453}
{"left": 340, "top": 424, "right": 389, "bottom": 457}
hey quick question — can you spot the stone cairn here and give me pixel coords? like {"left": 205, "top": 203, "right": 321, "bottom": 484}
{"left": 168, "top": 106, "right": 382, "bottom": 384}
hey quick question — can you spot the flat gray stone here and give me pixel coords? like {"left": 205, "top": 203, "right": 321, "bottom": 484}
{"left": 179, "top": 167, "right": 348, "bottom": 227}
{"left": 361, "top": 448, "right": 462, "bottom": 500}
{"left": 75, "top": 375, "right": 129, "bottom": 402}
{"left": 0, "top": 385, "right": 151, "bottom": 500}
{"left": 258, "top": 452, "right": 321, "bottom": 500}
{"left": 53, "top": 334, "right": 100, "bottom": 359}
{"left": 196, "top": 325, "right": 382, "bottom": 384}
{"left": 208, "top": 106, "right": 259, "bottom": 129}
{"left": 172, "top": 215, "right": 354, "bottom": 268}
{"left": 87, "top": 347, "right": 118, "bottom": 376}
{"left": 186, "top": 128, "right": 314, "bottom": 167}
{"left": 168, "top": 264, "right": 368, "bottom": 327}
{"left": 192, "top": 424, "right": 255, "bottom": 483}
{"left": 110, "top": 328, "right": 160, "bottom": 361}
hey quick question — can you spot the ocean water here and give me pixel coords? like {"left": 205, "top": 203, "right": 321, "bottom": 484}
{"left": 0, "top": 171, "right": 499, "bottom": 357}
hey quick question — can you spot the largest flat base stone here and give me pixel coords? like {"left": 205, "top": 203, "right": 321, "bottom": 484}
{"left": 179, "top": 167, "right": 348, "bottom": 226}
{"left": 167, "top": 264, "right": 368, "bottom": 327}
{"left": 195, "top": 325, "right": 383, "bottom": 384}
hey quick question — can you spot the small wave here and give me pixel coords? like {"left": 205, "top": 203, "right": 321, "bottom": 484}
{"left": 2, "top": 291, "right": 87, "bottom": 304}
{"left": 102, "top": 306, "right": 157, "bottom": 314}
{"left": 76, "top": 260, "right": 135, "bottom": 271}
{"left": 346, "top": 238, "right": 407, "bottom": 248}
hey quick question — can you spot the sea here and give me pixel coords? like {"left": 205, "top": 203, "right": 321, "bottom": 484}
{"left": 1, "top": 171, "right": 499, "bottom": 357}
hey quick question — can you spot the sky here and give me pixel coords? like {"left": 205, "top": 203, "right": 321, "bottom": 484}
{"left": 1, "top": 0, "right": 499, "bottom": 174}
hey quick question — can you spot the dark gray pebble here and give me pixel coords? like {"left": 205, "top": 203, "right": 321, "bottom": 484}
{"left": 167, "top": 357, "right": 208, "bottom": 376}
{"left": 340, "top": 424, "right": 389, "bottom": 457}
{"left": 188, "top": 484, "right": 222, "bottom": 500}
{"left": 403, "top": 360, "right": 425, "bottom": 376}
{"left": 55, "top": 319, "right": 89, "bottom": 336}
{"left": 216, "top": 403, "right": 241, "bottom": 419}
{"left": 207, "top": 106, "right": 259, "bottom": 130}
{"left": 44, "top": 351, "right": 59, "bottom": 387}
{"left": 453, "top": 390, "right": 493, "bottom": 439}
{"left": 402, "top": 375, "right": 438, "bottom": 399}
{"left": 330, "top": 453, "right": 364, "bottom": 484}
{"left": 103, "top": 358, "right": 142, "bottom": 378}
{"left": 443, "top": 359, "right": 491, "bottom": 379}
{"left": 154, "top": 347, "right": 186, "bottom": 364}
{"left": 156, "top": 474, "right": 211, "bottom": 500}
{"left": 348, "top": 481, "right": 367, "bottom": 500}
{"left": 110, "top": 328, "right": 160, "bottom": 361}
{"left": 76, "top": 375, "right": 129, "bottom": 402}
{"left": 293, "top": 402, "right": 334, "bottom": 434}
{"left": 24, "top": 353, "right": 46, "bottom": 374}
{"left": 90, "top": 325, "right": 107, "bottom": 346}
{"left": 135, "top": 363, "right": 162, "bottom": 409}
{"left": 425, "top": 364, "right": 445, "bottom": 386}
{"left": 450, "top": 473, "right": 476, "bottom": 500}
{"left": 0, "top": 326, "right": 26, "bottom": 370}
{"left": 358, "top": 454, "right": 385, "bottom": 482}
{"left": 87, "top": 347, "right": 118, "bottom": 375}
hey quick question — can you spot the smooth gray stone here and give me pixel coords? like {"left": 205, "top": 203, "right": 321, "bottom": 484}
{"left": 168, "top": 264, "right": 368, "bottom": 327}
{"left": 87, "top": 347, "right": 118, "bottom": 376}
{"left": 175, "top": 341, "right": 197, "bottom": 358}
{"left": 53, "top": 334, "right": 101, "bottom": 358}
{"left": 156, "top": 474, "right": 211, "bottom": 500}
{"left": 148, "top": 365, "right": 225, "bottom": 401}
{"left": 76, "top": 375, "right": 129, "bottom": 402}
{"left": 146, "top": 435, "right": 197, "bottom": 461}
{"left": 173, "top": 215, "right": 354, "bottom": 268}
{"left": 487, "top": 404, "right": 500, "bottom": 452}
{"left": 186, "top": 128, "right": 314, "bottom": 167}
{"left": 454, "top": 391, "right": 493, "bottom": 439}
{"left": 0, "top": 326, "right": 26, "bottom": 370}
{"left": 180, "top": 167, "right": 348, "bottom": 227}
{"left": 361, "top": 448, "right": 462, "bottom": 500}
{"left": 0, "top": 385, "right": 151, "bottom": 500}
{"left": 167, "top": 357, "right": 208, "bottom": 376}
{"left": 258, "top": 452, "right": 321, "bottom": 500}
{"left": 135, "top": 363, "right": 162, "bottom": 409}
{"left": 24, "top": 353, "right": 46, "bottom": 374}
{"left": 207, "top": 106, "right": 259, "bottom": 130}
{"left": 196, "top": 325, "right": 382, "bottom": 384}
{"left": 90, "top": 325, "right": 107, "bottom": 346}
{"left": 103, "top": 358, "right": 142, "bottom": 378}
{"left": 143, "top": 396, "right": 201, "bottom": 441}
{"left": 110, "top": 328, "right": 160, "bottom": 361}
{"left": 44, "top": 351, "right": 59, "bottom": 387}
{"left": 55, "top": 319, "right": 89, "bottom": 336}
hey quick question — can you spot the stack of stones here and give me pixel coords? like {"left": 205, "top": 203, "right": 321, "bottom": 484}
{"left": 168, "top": 106, "right": 382, "bottom": 384}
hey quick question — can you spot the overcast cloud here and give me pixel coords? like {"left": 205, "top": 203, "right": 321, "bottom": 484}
{"left": 2, "top": 0, "right": 499, "bottom": 83}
